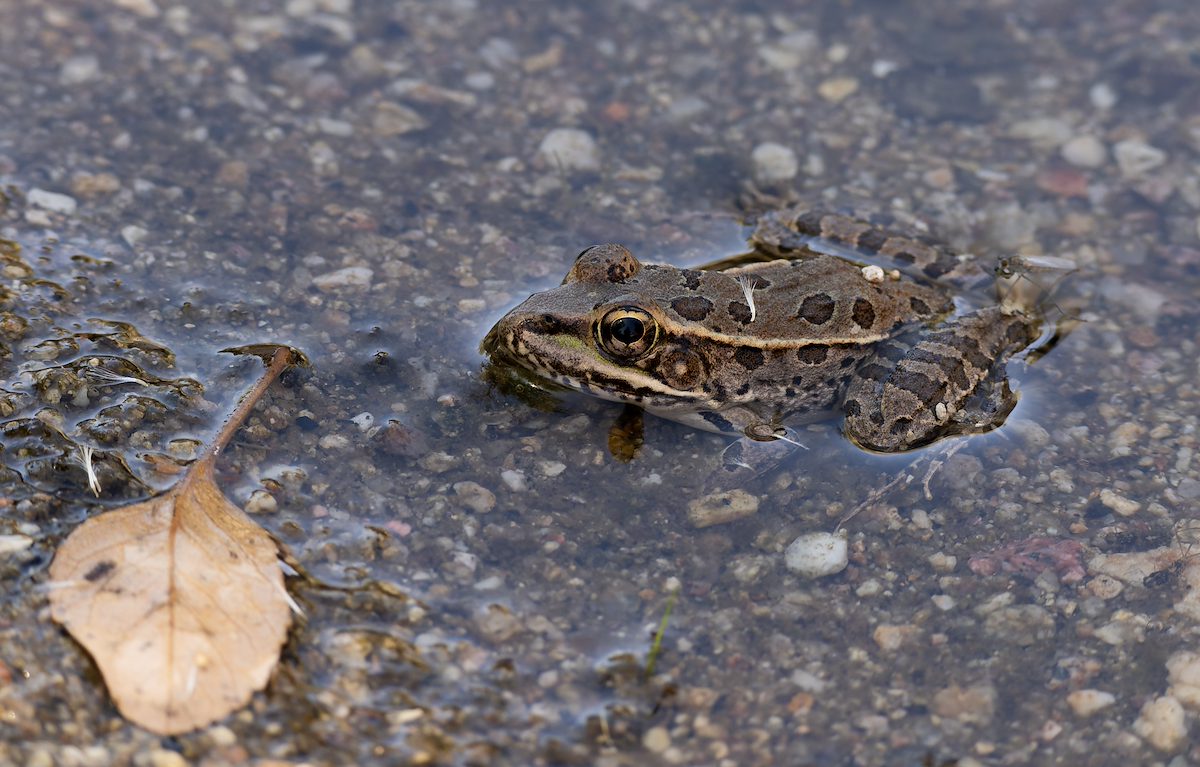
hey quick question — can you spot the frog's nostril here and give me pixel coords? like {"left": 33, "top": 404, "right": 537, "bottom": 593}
{"left": 535, "top": 314, "right": 562, "bottom": 332}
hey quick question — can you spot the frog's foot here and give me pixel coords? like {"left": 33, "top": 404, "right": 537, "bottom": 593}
{"left": 706, "top": 425, "right": 807, "bottom": 490}
{"left": 607, "top": 405, "right": 645, "bottom": 463}
{"left": 842, "top": 307, "right": 1037, "bottom": 453}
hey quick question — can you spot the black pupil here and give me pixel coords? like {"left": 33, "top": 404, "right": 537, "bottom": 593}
{"left": 610, "top": 316, "right": 645, "bottom": 345}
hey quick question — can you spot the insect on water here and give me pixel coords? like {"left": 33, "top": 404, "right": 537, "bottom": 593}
{"left": 994, "top": 253, "right": 1078, "bottom": 315}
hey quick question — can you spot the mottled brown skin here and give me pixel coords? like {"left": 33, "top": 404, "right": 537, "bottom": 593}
{"left": 481, "top": 210, "right": 1041, "bottom": 453}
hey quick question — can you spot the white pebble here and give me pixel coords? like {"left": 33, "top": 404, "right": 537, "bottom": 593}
{"left": 784, "top": 530, "right": 848, "bottom": 579}
{"left": 121, "top": 225, "right": 148, "bottom": 246}
{"left": 1114, "top": 140, "right": 1166, "bottom": 178}
{"left": 751, "top": 142, "right": 798, "bottom": 186}
{"left": 537, "top": 128, "right": 600, "bottom": 173}
{"left": 861, "top": 264, "right": 885, "bottom": 283}
{"left": 318, "top": 434, "right": 350, "bottom": 450}
{"left": 313, "top": 266, "right": 373, "bottom": 291}
{"left": 1067, "top": 689, "right": 1115, "bottom": 717}
{"left": 1060, "top": 135, "right": 1107, "bottom": 168}
{"left": 27, "top": 188, "right": 77, "bottom": 215}
{"left": 60, "top": 55, "right": 100, "bottom": 85}
{"left": 1134, "top": 695, "right": 1187, "bottom": 752}
{"left": 500, "top": 469, "right": 527, "bottom": 492}
{"left": 1089, "top": 82, "right": 1117, "bottom": 110}
{"left": 0, "top": 534, "right": 33, "bottom": 556}
{"left": 350, "top": 412, "right": 375, "bottom": 431}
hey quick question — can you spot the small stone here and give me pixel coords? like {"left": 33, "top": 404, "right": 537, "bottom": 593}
{"left": 27, "top": 188, "right": 78, "bottom": 215}
{"left": 856, "top": 578, "right": 882, "bottom": 597}
{"left": 537, "top": 128, "right": 601, "bottom": 173}
{"left": 244, "top": 489, "right": 277, "bottom": 515}
{"left": 861, "top": 265, "right": 885, "bottom": 283}
{"left": 1067, "top": 689, "right": 1116, "bottom": 717}
{"left": 1114, "top": 140, "right": 1166, "bottom": 178}
{"left": 215, "top": 160, "right": 250, "bottom": 188}
{"left": 1167, "top": 651, "right": 1200, "bottom": 710}
{"left": 500, "top": 469, "right": 527, "bottom": 492}
{"left": 318, "top": 434, "right": 350, "bottom": 450}
{"left": 687, "top": 489, "right": 758, "bottom": 528}
{"left": 115, "top": 0, "right": 159, "bottom": 17}
{"left": 475, "top": 604, "right": 521, "bottom": 643}
{"left": 70, "top": 172, "right": 121, "bottom": 198}
{"left": 148, "top": 750, "right": 187, "bottom": 767}
{"left": 313, "top": 266, "right": 373, "bottom": 291}
{"left": 454, "top": 481, "right": 496, "bottom": 514}
{"left": 1089, "top": 82, "right": 1117, "bottom": 110}
{"left": 538, "top": 460, "right": 566, "bottom": 478}
{"left": 817, "top": 76, "right": 859, "bottom": 103}
{"left": 1134, "top": 696, "right": 1187, "bottom": 753}
{"left": 983, "top": 604, "right": 1055, "bottom": 645}
{"left": 932, "top": 683, "right": 997, "bottom": 724}
{"left": 1009, "top": 117, "right": 1072, "bottom": 148}
{"left": 1061, "top": 135, "right": 1107, "bottom": 168}
{"left": 758, "top": 31, "right": 819, "bottom": 71}
{"left": 872, "top": 624, "right": 919, "bottom": 652}
{"left": 729, "top": 554, "right": 774, "bottom": 585}
{"left": 784, "top": 530, "right": 848, "bottom": 578}
{"left": 372, "top": 101, "right": 427, "bottom": 136}
{"left": 121, "top": 225, "right": 148, "bottom": 246}
{"left": 60, "top": 55, "right": 100, "bottom": 85}
{"left": 1100, "top": 488, "right": 1140, "bottom": 517}
{"left": 418, "top": 451, "right": 460, "bottom": 473}
{"left": 751, "top": 142, "right": 799, "bottom": 186}
{"left": 0, "top": 534, "right": 33, "bottom": 556}
{"left": 928, "top": 552, "right": 957, "bottom": 572}
{"left": 642, "top": 726, "right": 671, "bottom": 753}
{"left": 931, "top": 595, "right": 956, "bottom": 611}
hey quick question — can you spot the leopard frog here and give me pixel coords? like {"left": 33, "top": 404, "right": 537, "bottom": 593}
{"left": 481, "top": 210, "right": 1042, "bottom": 455}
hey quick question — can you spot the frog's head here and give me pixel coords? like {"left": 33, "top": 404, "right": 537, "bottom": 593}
{"left": 480, "top": 244, "right": 705, "bottom": 409}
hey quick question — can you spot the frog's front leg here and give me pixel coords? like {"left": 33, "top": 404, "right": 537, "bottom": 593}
{"left": 842, "top": 307, "right": 1038, "bottom": 452}
{"left": 707, "top": 424, "right": 808, "bottom": 489}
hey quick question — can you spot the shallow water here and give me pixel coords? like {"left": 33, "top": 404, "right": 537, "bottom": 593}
{"left": 2, "top": 0, "right": 1200, "bottom": 764}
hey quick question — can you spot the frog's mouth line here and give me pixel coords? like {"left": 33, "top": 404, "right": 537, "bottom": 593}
{"left": 482, "top": 320, "right": 702, "bottom": 408}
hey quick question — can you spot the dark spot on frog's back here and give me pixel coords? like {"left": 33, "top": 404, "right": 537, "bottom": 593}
{"left": 671, "top": 296, "right": 713, "bottom": 321}
{"left": 910, "top": 296, "right": 932, "bottom": 315}
{"left": 679, "top": 269, "right": 702, "bottom": 290}
{"left": 734, "top": 346, "right": 764, "bottom": 370}
{"left": 852, "top": 298, "right": 876, "bottom": 329}
{"left": 798, "top": 293, "right": 835, "bottom": 325}
{"left": 727, "top": 301, "right": 753, "bottom": 324}
{"left": 796, "top": 345, "right": 828, "bottom": 365}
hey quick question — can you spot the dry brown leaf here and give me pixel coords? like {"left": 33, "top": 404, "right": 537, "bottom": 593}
{"left": 49, "top": 347, "right": 297, "bottom": 735}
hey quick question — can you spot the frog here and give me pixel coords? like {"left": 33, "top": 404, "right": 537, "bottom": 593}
{"left": 480, "top": 209, "right": 1044, "bottom": 465}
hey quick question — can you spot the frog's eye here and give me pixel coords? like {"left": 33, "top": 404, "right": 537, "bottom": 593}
{"left": 597, "top": 306, "right": 658, "bottom": 359}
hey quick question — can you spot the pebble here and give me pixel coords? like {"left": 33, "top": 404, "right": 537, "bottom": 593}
{"left": 1066, "top": 689, "right": 1115, "bottom": 717}
{"left": 71, "top": 172, "right": 121, "bottom": 198}
{"left": 758, "top": 31, "right": 819, "bottom": 71}
{"left": 1089, "top": 82, "right": 1117, "bottom": 110}
{"left": 872, "top": 624, "right": 919, "bottom": 652}
{"left": 784, "top": 530, "right": 848, "bottom": 578}
{"left": 1008, "top": 117, "right": 1072, "bottom": 148}
{"left": 687, "top": 489, "right": 758, "bottom": 528}
{"left": 453, "top": 481, "right": 496, "bottom": 514}
{"left": 60, "top": 55, "right": 100, "bottom": 85}
{"left": 0, "top": 534, "right": 33, "bottom": 556}
{"left": 1167, "top": 651, "right": 1200, "bottom": 710}
{"left": 318, "top": 434, "right": 350, "bottom": 450}
{"left": 313, "top": 266, "right": 373, "bottom": 291}
{"left": 148, "top": 750, "right": 187, "bottom": 767}
{"left": 751, "top": 142, "right": 798, "bottom": 186}
{"left": 817, "top": 76, "right": 858, "bottom": 103}
{"left": 856, "top": 578, "right": 881, "bottom": 597}
{"left": 983, "top": 604, "right": 1055, "bottom": 645}
{"left": 932, "top": 683, "right": 997, "bottom": 724}
{"left": 748, "top": 140, "right": 796, "bottom": 184}
{"left": 642, "top": 726, "right": 671, "bottom": 753}
{"left": 27, "top": 188, "right": 78, "bottom": 215}
{"left": 1060, "top": 135, "right": 1107, "bottom": 168}
{"left": 537, "top": 128, "right": 601, "bottom": 173}
{"left": 500, "top": 469, "right": 527, "bottom": 492}
{"left": 475, "top": 603, "right": 522, "bottom": 643}
{"left": 372, "top": 101, "right": 427, "bottom": 136}
{"left": 1099, "top": 488, "right": 1140, "bottom": 517}
{"left": 1087, "top": 547, "right": 1176, "bottom": 586}
{"left": 1134, "top": 695, "right": 1187, "bottom": 753}
{"left": 1113, "top": 140, "right": 1166, "bottom": 178}
{"left": 244, "top": 489, "right": 277, "bottom": 515}
{"left": 121, "top": 225, "right": 148, "bottom": 246}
